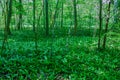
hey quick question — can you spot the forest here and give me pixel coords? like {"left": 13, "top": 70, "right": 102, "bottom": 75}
{"left": 0, "top": 0, "right": 120, "bottom": 80}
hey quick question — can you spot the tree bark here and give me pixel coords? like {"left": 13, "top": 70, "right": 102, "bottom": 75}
{"left": 18, "top": 0, "right": 23, "bottom": 30}
{"left": 102, "top": 1, "right": 111, "bottom": 49}
{"left": 1, "top": 0, "right": 12, "bottom": 53}
{"left": 73, "top": 0, "right": 77, "bottom": 35}
{"left": 61, "top": 2, "right": 64, "bottom": 28}
{"left": 33, "top": 0, "right": 36, "bottom": 31}
{"left": 45, "top": 0, "right": 49, "bottom": 36}
{"left": 98, "top": 0, "right": 103, "bottom": 49}
{"left": 6, "top": 0, "right": 12, "bottom": 35}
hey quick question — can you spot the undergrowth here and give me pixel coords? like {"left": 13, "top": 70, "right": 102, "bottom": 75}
{"left": 0, "top": 30, "right": 120, "bottom": 80}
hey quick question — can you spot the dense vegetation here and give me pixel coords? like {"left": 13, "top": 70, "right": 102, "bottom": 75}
{"left": 0, "top": 0, "right": 120, "bottom": 80}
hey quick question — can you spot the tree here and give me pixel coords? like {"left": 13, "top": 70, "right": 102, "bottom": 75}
{"left": 33, "top": 0, "right": 36, "bottom": 31}
{"left": 98, "top": 0, "right": 103, "bottom": 49}
{"left": 45, "top": 0, "right": 49, "bottom": 36}
{"left": 1, "top": 0, "right": 13, "bottom": 53}
{"left": 73, "top": 0, "right": 77, "bottom": 35}
{"left": 61, "top": 1, "right": 64, "bottom": 27}
{"left": 6, "top": 0, "right": 13, "bottom": 35}
{"left": 102, "top": 0, "right": 111, "bottom": 49}
{"left": 17, "top": 0, "right": 23, "bottom": 30}
{"left": 51, "top": 0, "right": 60, "bottom": 27}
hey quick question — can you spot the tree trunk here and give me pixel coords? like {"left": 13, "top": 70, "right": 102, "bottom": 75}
{"left": 102, "top": 1, "right": 111, "bottom": 49}
{"left": 98, "top": 0, "right": 103, "bottom": 49}
{"left": 1, "top": 0, "right": 12, "bottom": 53}
{"left": 73, "top": 0, "right": 77, "bottom": 35}
{"left": 61, "top": 2, "right": 63, "bottom": 28}
{"left": 45, "top": 0, "right": 49, "bottom": 36}
{"left": 6, "top": 0, "right": 12, "bottom": 35}
{"left": 18, "top": 0, "right": 23, "bottom": 30}
{"left": 33, "top": 0, "right": 36, "bottom": 31}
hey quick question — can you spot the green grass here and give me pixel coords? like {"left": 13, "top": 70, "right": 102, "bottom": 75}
{"left": 0, "top": 30, "right": 120, "bottom": 80}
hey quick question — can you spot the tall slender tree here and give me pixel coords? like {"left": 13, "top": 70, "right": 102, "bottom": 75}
{"left": 1, "top": 0, "right": 12, "bottom": 53}
{"left": 45, "top": 0, "right": 49, "bottom": 36}
{"left": 61, "top": 1, "right": 64, "bottom": 27}
{"left": 73, "top": 0, "right": 77, "bottom": 35}
{"left": 33, "top": 0, "right": 36, "bottom": 31}
{"left": 103, "top": 0, "right": 111, "bottom": 49}
{"left": 17, "top": 0, "right": 23, "bottom": 30}
{"left": 98, "top": 0, "right": 103, "bottom": 49}
{"left": 6, "top": 0, "right": 12, "bottom": 35}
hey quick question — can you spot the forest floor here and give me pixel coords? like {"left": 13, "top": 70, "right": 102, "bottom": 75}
{"left": 0, "top": 30, "right": 120, "bottom": 80}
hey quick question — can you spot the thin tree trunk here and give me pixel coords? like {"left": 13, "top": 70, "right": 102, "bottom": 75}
{"left": 18, "top": 0, "right": 22, "bottom": 30}
{"left": 98, "top": 0, "right": 103, "bottom": 49}
{"left": 6, "top": 0, "right": 12, "bottom": 35}
{"left": 1, "top": 0, "right": 12, "bottom": 53}
{"left": 73, "top": 0, "right": 77, "bottom": 35}
{"left": 102, "top": 1, "right": 111, "bottom": 49}
{"left": 45, "top": 0, "right": 49, "bottom": 36}
{"left": 61, "top": 2, "right": 63, "bottom": 27}
{"left": 33, "top": 0, "right": 36, "bottom": 31}
{"left": 50, "top": 0, "right": 60, "bottom": 29}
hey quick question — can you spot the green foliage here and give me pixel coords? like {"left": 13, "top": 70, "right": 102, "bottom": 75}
{"left": 0, "top": 0, "right": 120, "bottom": 79}
{"left": 13, "top": 0, "right": 26, "bottom": 15}
{"left": 0, "top": 31, "right": 120, "bottom": 79}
